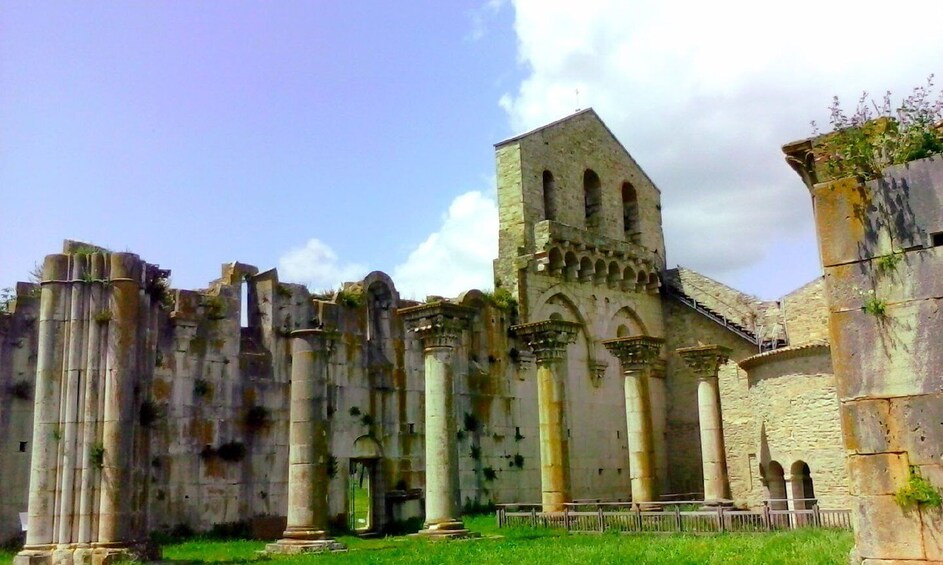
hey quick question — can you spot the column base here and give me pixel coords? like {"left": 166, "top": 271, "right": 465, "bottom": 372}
{"left": 264, "top": 538, "right": 346, "bottom": 554}
{"left": 15, "top": 541, "right": 160, "bottom": 565}
{"left": 413, "top": 519, "right": 479, "bottom": 540}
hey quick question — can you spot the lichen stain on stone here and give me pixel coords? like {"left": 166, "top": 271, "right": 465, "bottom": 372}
{"left": 152, "top": 378, "right": 171, "bottom": 402}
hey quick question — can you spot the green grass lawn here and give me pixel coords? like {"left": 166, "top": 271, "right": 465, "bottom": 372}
{"left": 0, "top": 515, "right": 853, "bottom": 564}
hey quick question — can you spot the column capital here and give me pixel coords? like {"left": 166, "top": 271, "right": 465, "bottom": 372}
{"left": 602, "top": 335, "right": 664, "bottom": 370}
{"left": 290, "top": 328, "right": 339, "bottom": 354}
{"left": 512, "top": 320, "right": 579, "bottom": 364}
{"left": 676, "top": 344, "right": 731, "bottom": 378}
{"left": 400, "top": 301, "right": 473, "bottom": 350}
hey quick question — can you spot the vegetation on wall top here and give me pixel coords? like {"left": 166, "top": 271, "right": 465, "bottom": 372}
{"left": 813, "top": 76, "right": 943, "bottom": 181}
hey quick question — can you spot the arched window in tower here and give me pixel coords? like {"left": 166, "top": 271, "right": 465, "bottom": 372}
{"left": 542, "top": 170, "right": 557, "bottom": 221}
{"left": 622, "top": 182, "right": 640, "bottom": 243}
{"left": 584, "top": 169, "right": 602, "bottom": 230}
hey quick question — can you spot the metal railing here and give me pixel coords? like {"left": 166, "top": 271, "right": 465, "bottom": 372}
{"left": 495, "top": 500, "right": 851, "bottom": 533}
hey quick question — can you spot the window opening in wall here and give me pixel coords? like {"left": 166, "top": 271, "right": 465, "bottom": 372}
{"left": 622, "top": 182, "right": 640, "bottom": 243}
{"left": 542, "top": 170, "right": 557, "bottom": 221}
{"left": 408, "top": 422, "right": 415, "bottom": 434}
{"left": 19, "top": 441, "right": 27, "bottom": 452}
{"left": 584, "top": 169, "right": 602, "bottom": 231}
{"left": 932, "top": 232, "right": 943, "bottom": 247}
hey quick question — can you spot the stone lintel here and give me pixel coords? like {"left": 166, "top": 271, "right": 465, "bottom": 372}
{"left": 512, "top": 319, "right": 580, "bottom": 363}
{"left": 400, "top": 301, "right": 473, "bottom": 349}
{"left": 602, "top": 335, "right": 664, "bottom": 369}
{"left": 676, "top": 344, "right": 731, "bottom": 378}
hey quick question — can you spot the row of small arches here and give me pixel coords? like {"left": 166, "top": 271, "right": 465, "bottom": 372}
{"left": 542, "top": 168, "right": 640, "bottom": 241}
{"left": 541, "top": 247, "right": 659, "bottom": 293}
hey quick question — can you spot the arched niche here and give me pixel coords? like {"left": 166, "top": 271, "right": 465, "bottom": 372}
{"left": 621, "top": 182, "right": 640, "bottom": 243}
{"left": 543, "top": 170, "right": 558, "bottom": 221}
{"left": 584, "top": 169, "right": 602, "bottom": 231}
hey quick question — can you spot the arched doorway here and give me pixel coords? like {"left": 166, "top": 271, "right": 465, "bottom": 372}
{"left": 790, "top": 461, "right": 816, "bottom": 523}
{"left": 765, "top": 461, "right": 787, "bottom": 528}
{"left": 348, "top": 435, "right": 382, "bottom": 534}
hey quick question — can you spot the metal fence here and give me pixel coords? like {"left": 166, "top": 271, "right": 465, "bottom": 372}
{"left": 495, "top": 500, "right": 851, "bottom": 534}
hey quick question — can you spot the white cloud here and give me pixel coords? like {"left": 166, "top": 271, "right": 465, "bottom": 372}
{"left": 500, "top": 0, "right": 943, "bottom": 297}
{"left": 278, "top": 238, "right": 367, "bottom": 290}
{"left": 392, "top": 190, "right": 498, "bottom": 299}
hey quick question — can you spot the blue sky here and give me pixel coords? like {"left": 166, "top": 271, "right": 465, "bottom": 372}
{"left": 3, "top": 1, "right": 943, "bottom": 300}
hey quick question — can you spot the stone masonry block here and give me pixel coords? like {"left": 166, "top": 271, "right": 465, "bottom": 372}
{"left": 841, "top": 399, "right": 899, "bottom": 455}
{"left": 847, "top": 453, "right": 909, "bottom": 496}
{"left": 854, "top": 494, "right": 925, "bottom": 560}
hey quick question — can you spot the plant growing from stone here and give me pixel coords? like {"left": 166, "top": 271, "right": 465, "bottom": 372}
{"left": 877, "top": 251, "right": 903, "bottom": 272}
{"left": 10, "top": 379, "right": 31, "bottom": 400}
{"left": 193, "top": 378, "right": 211, "bottom": 397}
{"left": 244, "top": 405, "right": 271, "bottom": 430}
{"left": 862, "top": 294, "right": 887, "bottom": 318}
{"left": 94, "top": 309, "right": 113, "bottom": 324}
{"left": 139, "top": 399, "right": 163, "bottom": 428}
{"left": 896, "top": 466, "right": 942, "bottom": 508}
{"left": 812, "top": 76, "right": 943, "bottom": 181}
{"left": 0, "top": 287, "right": 14, "bottom": 313}
{"left": 90, "top": 443, "right": 105, "bottom": 469}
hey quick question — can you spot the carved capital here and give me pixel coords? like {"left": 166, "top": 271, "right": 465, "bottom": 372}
{"left": 400, "top": 301, "right": 473, "bottom": 350}
{"left": 512, "top": 320, "right": 580, "bottom": 364}
{"left": 676, "top": 344, "right": 731, "bottom": 378}
{"left": 602, "top": 335, "right": 664, "bottom": 371}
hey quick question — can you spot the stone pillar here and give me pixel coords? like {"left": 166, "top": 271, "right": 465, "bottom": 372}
{"left": 677, "top": 345, "right": 732, "bottom": 505}
{"left": 602, "top": 336, "right": 663, "bottom": 505}
{"left": 267, "top": 329, "right": 345, "bottom": 554}
{"left": 401, "top": 302, "right": 474, "bottom": 538}
{"left": 96, "top": 253, "right": 143, "bottom": 550}
{"left": 22, "top": 254, "right": 70, "bottom": 554}
{"left": 18, "top": 249, "right": 160, "bottom": 565}
{"left": 513, "top": 320, "right": 579, "bottom": 512}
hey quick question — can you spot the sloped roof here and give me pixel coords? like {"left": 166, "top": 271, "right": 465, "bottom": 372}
{"left": 664, "top": 267, "right": 785, "bottom": 344}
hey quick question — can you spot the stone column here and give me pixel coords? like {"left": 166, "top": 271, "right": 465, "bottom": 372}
{"left": 22, "top": 254, "right": 70, "bottom": 553}
{"left": 96, "top": 253, "right": 143, "bottom": 550}
{"left": 602, "top": 336, "right": 663, "bottom": 505}
{"left": 401, "top": 302, "right": 474, "bottom": 538}
{"left": 677, "top": 345, "right": 732, "bottom": 505}
{"left": 267, "top": 329, "right": 345, "bottom": 554}
{"left": 513, "top": 320, "right": 579, "bottom": 512}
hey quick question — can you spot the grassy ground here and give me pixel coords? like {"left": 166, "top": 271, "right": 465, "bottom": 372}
{"left": 0, "top": 515, "right": 853, "bottom": 564}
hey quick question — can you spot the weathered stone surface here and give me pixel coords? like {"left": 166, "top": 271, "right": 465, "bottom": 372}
{"left": 847, "top": 453, "right": 909, "bottom": 496}
{"left": 854, "top": 495, "right": 925, "bottom": 560}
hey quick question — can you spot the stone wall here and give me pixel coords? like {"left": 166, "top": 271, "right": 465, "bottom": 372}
{"left": 0, "top": 283, "right": 39, "bottom": 544}
{"left": 781, "top": 277, "right": 828, "bottom": 344}
{"left": 736, "top": 345, "right": 848, "bottom": 510}
{"left": 662, "top": 299, "right": 756, "bottom": 497}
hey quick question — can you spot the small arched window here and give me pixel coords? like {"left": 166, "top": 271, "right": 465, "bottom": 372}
{"left": 542, "top": 170, "right": 557, "bottom": 221}
{"left": 622, "top": 182, "right": 639, "bottom": 243}
{"left": 584, "top": 169, "right": 601, "bottom": 230}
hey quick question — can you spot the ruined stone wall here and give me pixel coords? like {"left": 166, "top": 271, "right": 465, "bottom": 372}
{"left": 662, "top": 299, "right": 756, "bottom": 497}
{"left": 0, "top": 283, "right": 39, "bottom": 544}
{"left": 807, "top": 158, "right": 943, "bottom": 561}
